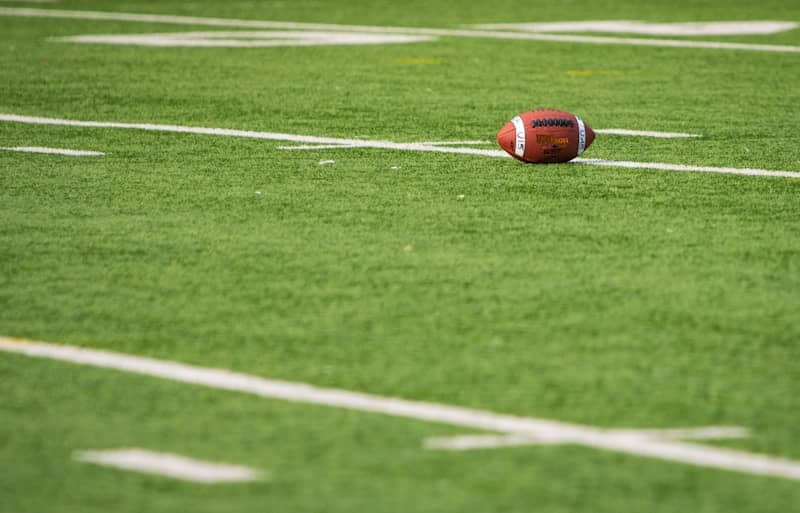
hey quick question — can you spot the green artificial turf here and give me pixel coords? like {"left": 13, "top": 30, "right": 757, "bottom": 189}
{"left": 1, "top": 1, "right": 799, "bottom": 512}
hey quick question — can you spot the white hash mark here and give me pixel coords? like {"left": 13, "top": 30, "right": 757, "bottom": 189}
{"left": 0, "top": 146, "right": 104, "bottom": 156}
{"left": 74, "top": 448, "right": 264, "bottom": 483}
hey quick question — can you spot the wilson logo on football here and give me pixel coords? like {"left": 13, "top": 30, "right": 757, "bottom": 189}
{"left": 536, "top": 135, "right": 570, "bottom": 145}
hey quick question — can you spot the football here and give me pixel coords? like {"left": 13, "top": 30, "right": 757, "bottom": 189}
{"left": 497, "top": 109, "right": 595, "bottom": 163}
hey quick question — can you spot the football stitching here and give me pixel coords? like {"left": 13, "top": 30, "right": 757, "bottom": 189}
{"left": 531, "top": 118, "right": 574, "bottom": 128}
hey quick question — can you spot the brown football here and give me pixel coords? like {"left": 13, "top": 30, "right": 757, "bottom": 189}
{"left": 497, "top": 109, "right": 595, "bottom": 163}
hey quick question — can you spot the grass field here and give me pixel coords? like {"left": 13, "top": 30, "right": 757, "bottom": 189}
{"left": 1, "top": 1, "right": 800, "bottom": 512}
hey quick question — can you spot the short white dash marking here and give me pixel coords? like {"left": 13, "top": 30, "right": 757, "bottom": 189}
{"left": 2, "top": 337, "right": 800, "bottom": 481}
{"left": 0, "top": 146, "right": 104, "bottom": 156}
{"left": 74, "top": 448, "right": 263, "bottom": 483}
{"left": 0, "top": 114, "right": 797, "bottom": 179}
{"left": 594, "top": 129, "right": 702, "bottom": 139}
{"left": 318, "top": 159, "right": 335, "bottom": 165}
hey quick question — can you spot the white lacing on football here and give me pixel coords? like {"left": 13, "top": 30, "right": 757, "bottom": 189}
{"left": 511, "top": 116, "right": 526, "bottom": 157}
{"left": 576, "top": 116, "right": 586, "bottom": 155}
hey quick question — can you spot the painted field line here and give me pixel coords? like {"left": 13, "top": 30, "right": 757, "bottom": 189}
{"left": 425, "top": 433, "right": 559, "bottom": 450}
{"left": 1, "top": 113, "right": 797, "bottom": 178}
{"left": 278, "top": 144, "right": 361, "bottom": 150}
{"left": 0, "top": 6, "right": 370, "bottom": 30}
{"left": 2, "top": 336, "right": 800, "bottom": 481}
{"left": 2, "top": 7, "right": 800, "bottom": 54}
{"left": 572, "top": 158, "right": 800, "bottom": 178}
{"left": 0, "top": 112, "right": 483, "bottom": 153}
{"left": 426, "top": 426, "right": 751, "bottom": 450}
{"left": 0, "top": 145, "right": 104, "bottom": 156}
{"left": 417, "top": 140, "right": 491, "bottom": 146}
{"left": 593, "top": 129, "right": 702, "bottom": 139}
{"left": 472, "top": 21, "right": 799, "bottom": 37}
{"left": 74, "top": 448, "right": 263, "bottom": 483}
{"left": 54, "top": 31, "right": 435, "bottom": 48}
{"left": 278, "top": 141, "right": 492, "bottom": 150}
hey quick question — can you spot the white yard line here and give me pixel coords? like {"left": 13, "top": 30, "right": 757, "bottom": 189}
{"left": 74, "top": 448, "right": 263, "bottom": 483}
{"left": 416, "top": 140, "right": 491, "bottom": 146}
{"left": 1, "top": 7, "right": 800, "bottom": 54}
{"left": 471, "top": 21, "right": 799, "bottom": 37}
{"left": 573, "top": 158, "right": 800, "bottom": 178}
{"left": 278, "top": 144, "right": 361, "bottom": 150}
{"left": 425, "top": 426, "right": 751, "bottom": 450}
{"left": 54, "top": 31, "right": 434, "bottom": 48}
{"left": 426, "top": 433, "right": 565, "bottom": 450}
{"left": 0, "top": 6, "right": 370, "bottom": 30}
{"left": 278, "top": 141, "right": 492, "bottom": 150}
{"left": 0, "top": 145, "right": 104, "bottom": 156}
{"left": 2, "top": 336, "right": 800, "bottom": 481}
{"left": 609, "top": 426, "right": 752, "bottom": 441}
{"left": 1, "top": 113, "right": 796, "bottom": 179}
{"left": 593, "top": 129, "right": 702, "bottom": 139}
